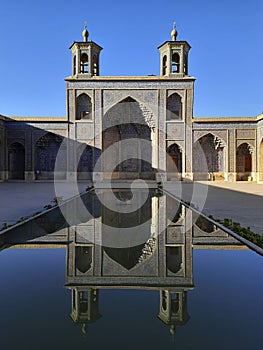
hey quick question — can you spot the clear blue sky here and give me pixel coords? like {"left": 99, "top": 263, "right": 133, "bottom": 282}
{"left": 0, "top": 0, "right": 262, "bottom": 117}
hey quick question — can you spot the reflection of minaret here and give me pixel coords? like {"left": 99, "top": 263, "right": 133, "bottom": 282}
{"left": 158, "top": 290, "right": 189, "bottom": 336}
{"left": 70, "top": 288, "right": 101, "bottom": 331}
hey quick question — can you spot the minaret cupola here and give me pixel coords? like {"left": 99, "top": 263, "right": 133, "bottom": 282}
{"left": 69, "top": 23, "right": 103, "bottom": 78}
{"left": 158, "top": 22, "right": 191, "bottom": 77}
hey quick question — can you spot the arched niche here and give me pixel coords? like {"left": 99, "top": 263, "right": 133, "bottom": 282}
{"left": 172, "top": 52, "right": 180, "bottom": 73}
{"left": 162, "top": 55, "right": 167, "bottom": 75}
{"left": 76, "top": 93, "right": 92, "bottom": 120}
{"left": 8, "top": 142, "right": 25, "bottom": 180}
{"left": 193, "top": 133, "right": 225, "bottom": 181}
{"left": 35, "top": 133, "right": 66, "bottom": 180}
{"left": 75, "top": 246, "right": 92, "bottom": 274}
{"left": 80, "top": 53, "right": 89, "bottom": 73}
{"left": 167, "top": 93, "right": 182, "bottom": 120}
{"left": 167, "top": 143, "right": 182, "bottom": 180}
{"left": 166, "top": 246, "right": 182, "bottom": 274}
{"left": 236, "top": 143, "right": 252, "bottom": 181}
{"left": 77, "top": 144, "right": 93, "bottom": 180}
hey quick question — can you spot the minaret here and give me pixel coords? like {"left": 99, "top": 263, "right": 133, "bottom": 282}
{"left": 158, "top": 290, "right": 190, "bottom": 336}
{"left": 69, "top": 23, "right": 103, "bottom": 77}
{"left": 70, "top": 287, "right": 101, "bottom": 325}
{"left": 158, "top": 22, "right": 191, "bottom": 77}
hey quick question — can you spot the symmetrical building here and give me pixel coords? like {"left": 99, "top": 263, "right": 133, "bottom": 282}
{"left": 0, "top": 24, "right": 262, "bottom": 182}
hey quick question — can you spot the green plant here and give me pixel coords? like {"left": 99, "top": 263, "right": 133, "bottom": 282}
{"left": 217, "top": 217, "right": 263, "bottom": 249}
{"left": 2, "top": 222, "right": 9, "bottom": 229}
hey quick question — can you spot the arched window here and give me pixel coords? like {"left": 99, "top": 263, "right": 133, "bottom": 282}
{"left": 75, "top": 246, "right": 92, "bottom": 273}
{"left": 162, "top": 55, "right": 167, "bottom": 75}
{"left": 184, "top": 53, "right": 188, "bottom": 75}
{"left": 73, "top": 55, "right": 76, "bottom": 75}
{"left": 76, "top": 94, "right": 92, "bottom": 120}
{"left": 172, "top": 52, "right": 180, "bottom": 73}
{"left": 93, "top": 54, "right": 99, "bottom": 76}
{"left": 167, "top": 143, "right": 182, "bottom": 180}
{"left": 166, "top": 247, "right": 182, "bottom": 274}
{"left": 167, "top": 93, "right": 182, "bottom": 120}
{"left": 80, "top": 53, "right": 89, "bottom": 73}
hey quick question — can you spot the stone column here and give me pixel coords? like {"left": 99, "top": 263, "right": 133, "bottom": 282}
{"left": 151, "top": 128, "right": 158, "bottom": 171}
{"left": 184, "top": 209, "right": 193, "bottom": 281}
{"left": 250, "top": 145, "right": 256, "bottom": 181}
{"left": 228, "top": 129, "right": 236, "bottom": 181}
{"left": 179, "top": 145, "right": 184, "bottom": 180}
{"left": 67, "top": 89, "right": 77, "bottom": 181}
{"left": 179, "top": 49, "right": 184, "bottom": 75}
{"left": 76, "top": 47, "right": 80, "bottom": 75}
{"left": 94, "top": 218, "right": 102, "bottom": 276}
{"left": 25, "top": 129, "right": 35, "bottom": 181}
{"left": 158, "top": 89, "right": 166, "bottom": 182}
{"left": 0, "top": 126, "right": 4, "bottom": 181}
{"left": 93, "top": 89, "right": 102, "bottom": 183}
{"left": 158, "top": 195, "right": 166, "bottom": 276}
{"left": 184, "top": 88, "right": 193, "bottom": 180}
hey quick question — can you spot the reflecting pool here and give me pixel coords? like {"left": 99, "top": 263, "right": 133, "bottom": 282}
{"left": 0, "top": 189, "right": 262, "bottom": 350}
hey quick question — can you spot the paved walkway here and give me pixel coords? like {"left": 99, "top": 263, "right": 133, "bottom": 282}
{"left": 0, "top": 181, "right": 263, "bottom": 235}
{"left": 0, "top": 182, "right": 87, "bottom": 226}
{"left": 166, "top": 181, "right": 263, "bottom": 235}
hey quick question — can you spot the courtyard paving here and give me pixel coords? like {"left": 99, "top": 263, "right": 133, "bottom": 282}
{"left": 0, "top": 181, "right": 263, "bottom": 235}
{"left": 166, "top": 181, "right": 263, "bottom": 235}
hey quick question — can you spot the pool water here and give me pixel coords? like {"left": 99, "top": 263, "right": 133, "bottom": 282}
{"left": 0, "top": 189, "right": 262, "bottom": 350}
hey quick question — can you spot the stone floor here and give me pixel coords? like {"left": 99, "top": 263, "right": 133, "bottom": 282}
{"left": 0, "top": 182, "right": 87, "bottom": 226}
{"left": 0, "top": 181, "right": 263, "bottom": 235}
{"left": 165, "top": 181, "right": 263, "bottom": 235}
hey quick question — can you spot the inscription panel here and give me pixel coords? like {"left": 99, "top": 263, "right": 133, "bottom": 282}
{"left": 68, "top": 80, "right": 193, "bottom": 90}
{"left": 236, "top": 129, "right": 255, "bottom": 139}
{"left": 166, "top": 123, "right": 184, "bottom": 140}
{"left": 76, "top": 123, "right": 94, "bottom": 140}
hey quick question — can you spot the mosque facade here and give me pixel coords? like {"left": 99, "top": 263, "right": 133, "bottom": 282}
{"left": 0, "top": 24, "right": 262, "bottom": 182}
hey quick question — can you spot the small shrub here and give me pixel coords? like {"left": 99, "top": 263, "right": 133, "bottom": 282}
{"left": 2, "top": 222, "right": 9, "bottom": 229}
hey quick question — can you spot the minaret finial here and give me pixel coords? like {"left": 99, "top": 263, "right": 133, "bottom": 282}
{"left": 171, "top": 21, "right": 177, "bottom": 41}
{"left": 82, "top": 21, "right": 89, "bottom": 42}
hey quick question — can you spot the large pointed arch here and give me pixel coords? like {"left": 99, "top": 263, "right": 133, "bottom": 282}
{"left": 236, "top": 142, "right": 252, "bottom": 181}
{"left": 102, "top": 97, "right": 154, "bottom": 180}
{"left": 193, "top": 133, "right": 225, "bottom": 180}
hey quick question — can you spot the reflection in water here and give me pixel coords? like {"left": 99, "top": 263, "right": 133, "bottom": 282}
{"left": 1, "top": 189, "right": 245, "bottom": 339}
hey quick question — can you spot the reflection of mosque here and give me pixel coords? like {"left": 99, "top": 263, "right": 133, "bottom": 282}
{"left": 1, "top": 189, "right": 244, "bottom": 336}
{"left": 66, "top": 189, "right": 193, "bottom": 335}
